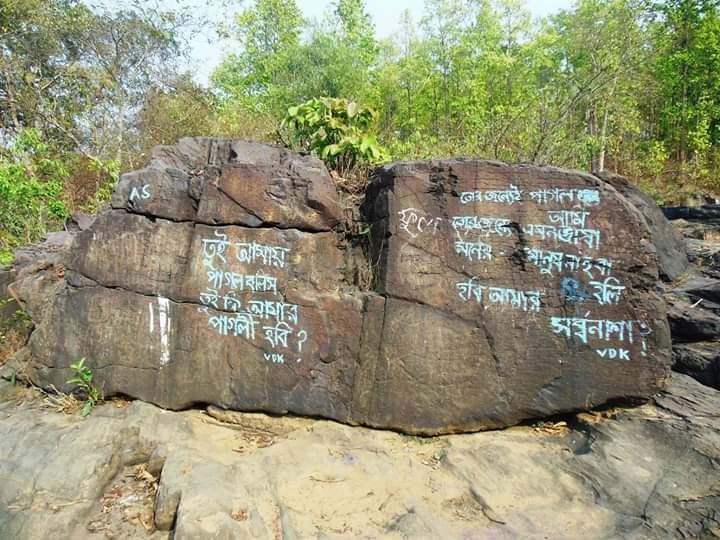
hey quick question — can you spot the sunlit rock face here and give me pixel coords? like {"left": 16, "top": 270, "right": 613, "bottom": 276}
{"left": 360, "top": 159, "right": 671, "bottom": 431}
{"left": 4, "top": 138, "right": 672, "bottom": 434}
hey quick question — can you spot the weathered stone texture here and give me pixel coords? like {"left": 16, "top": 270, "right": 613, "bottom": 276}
{"left": 662, "top": 207, "right": 720, "bottom": 389}
{"left": 1, "top": 139, "right": 674, "bottom": 434}
{"left": 599, "top": 171, "right": 689, "bottom": 281}
{"left": 359, "top": 159, "right": 671, "bottom": 431}
{"left": 1, "top": 373, "right": 718, "bottom": 539}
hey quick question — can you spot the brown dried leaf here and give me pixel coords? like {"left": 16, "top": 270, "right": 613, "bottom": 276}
{"left": 231, "top": 508, "right": 249, "bottom": 521}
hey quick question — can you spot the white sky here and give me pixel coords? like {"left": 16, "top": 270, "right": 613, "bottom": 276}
{"left": 102, "top": 0, "right": 574, "bottom": 84}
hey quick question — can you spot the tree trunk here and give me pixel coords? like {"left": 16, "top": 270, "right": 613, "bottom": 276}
{"left": 2, "top": 69, "right": 21, "bottom": 132}
{"left": 597, "top": 107, "right": 609, "bottom": 173}
{"left": 587, "top": 103, "right": 600, "bottom": 173}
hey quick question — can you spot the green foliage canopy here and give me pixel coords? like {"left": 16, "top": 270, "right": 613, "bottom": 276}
{"left": 0, "top": 129, "right": 70, "bottom": 264}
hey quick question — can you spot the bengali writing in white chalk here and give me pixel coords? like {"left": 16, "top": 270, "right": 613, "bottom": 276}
{"left": 196, "top": 231, "right": 308, "bottom": 365}
{"left": 397, "top": 184, "right": 652, "bottom": 362}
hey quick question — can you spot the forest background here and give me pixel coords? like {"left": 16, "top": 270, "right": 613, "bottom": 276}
{"left": 1, "top": 0, "right": 719, "bottom": 264}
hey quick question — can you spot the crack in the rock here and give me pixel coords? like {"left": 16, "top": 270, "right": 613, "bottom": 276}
{"left": 61, "top": 272, "right": 281, "bottom": 364}
{"left": 475, "top": 315, "right": 508, "bottom": 412}
{"left": 64, "top": 265, "right": 341, "bottom": 323}
{"left": 507, "top": 222, "right": 528, "bottom": 271}
{"left": 64, "top": 267, "right": 225, "bottom": 311}
{"left": 213, "top": 182, "right": 266, "bottom": 225}
{"left": 352, "top": 301, "right": 369, "bottom": 391}
{"left": 369, "top": 295, "right": 389, "bottom": 420}
{"left": 640, "top": 440, "right": 692, "bottom": 523}
{"left": 381, "top": 290, "right": 479, "bottom": 325}
{"left": 111, "top": 206, "right": 335, "bottom": 235}
{"left": 94, "top": 363, "right": 161, "bottom": 373}
{"left": 70, "top": 279, "right": 206, "bottom": 308}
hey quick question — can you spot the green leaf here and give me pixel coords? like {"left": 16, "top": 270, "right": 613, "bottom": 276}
{"left": 314, "top": 127, "right": 327, "bottom": 141}
{"left": 81, "top": 400, "right": 93, "bottom": 417}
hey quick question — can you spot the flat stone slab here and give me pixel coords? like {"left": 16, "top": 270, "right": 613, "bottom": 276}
{"left": 0, "top": 373, "right": 717, "bottom": 539}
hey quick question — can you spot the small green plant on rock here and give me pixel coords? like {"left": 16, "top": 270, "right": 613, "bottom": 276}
{"left": 282, "top": 97, "right": 387, "bottom": 172}
{"left": 66, "top": 358, "right": 101, "bottom": 416}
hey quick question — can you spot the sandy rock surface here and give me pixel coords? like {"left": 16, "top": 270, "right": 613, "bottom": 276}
{"left": 0, "top": 373, "right": 717, "bottom": 539}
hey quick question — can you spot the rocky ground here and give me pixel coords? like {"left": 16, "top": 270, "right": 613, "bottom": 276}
{"left": 0, "top": 372, "right": 718, "bottom": 539}
{"left": 664, "top": 205, "right": 720, "bottom": 389}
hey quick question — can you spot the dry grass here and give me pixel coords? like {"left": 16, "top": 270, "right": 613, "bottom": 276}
{"left": 0, "top": 372, "right": 83, "bottom": 414}
{"left": 231, "top": 508, "right": 250, "bottom": 522}
{"left": 87, "top": 463, "right": 159, "bottom": 537}
{"left": 329, "top": 166, "right": 372, "bottom": 236}
{"left": 532, "top": 420, "right": 570, "bottom": 435}
{"left": 329, "top": 165, "right": 379, "bottom": 291}
{"left": 41, "top": 384, "right": 82, "bottom": 414}
{"left": 4, "top": 368, "right": 85, "bottom": 415}
{"left": 63, "top": 157, "right": 112, "bottom": 212}
{"left": 0, "top": 325, "right": 28, "bottom": 366}
{"left": 0, "top": 305, "right": 32, "bottom": 367}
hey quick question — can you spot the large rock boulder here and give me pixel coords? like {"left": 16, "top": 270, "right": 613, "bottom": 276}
{"left": 360, "top": 160, "right": 671, "bottom": 431}
{"left": 2, "top": 139, "right": 673, "bottom": 434}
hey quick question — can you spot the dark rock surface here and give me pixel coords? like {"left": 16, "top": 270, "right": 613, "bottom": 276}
{"left": 663, "top": 207, "right": 720, "bottom": 389}
{"left": 672, "top": 342, "right": 719, "bottom": 388}
{"left": 663, "top": 204, "right": 720, "bottom": 221}
{"left": 598, "top": 171, "right": 689, "bottom": 281}
{"left": 0, "top": 269, "right": 17, "bottom": 321}
{"left": 1, "top": 139, "right": 673, "bottom": 434}
{"left": 686, "top": 240, "right": 720, "bottom": 277}
{"left": 667, "top": 297, "right": 720, "bottom": 342}
{"left": 111, "top": 139, "right": 343, "bottom": 230}
{"left": 360, "top": 159, "right": 671, "bottom": 431}
{"left": 675, "top": 274, "right": 720, "bottom": 304}
{"left": 0, "top": 372, "right": 718, "bottom": 539}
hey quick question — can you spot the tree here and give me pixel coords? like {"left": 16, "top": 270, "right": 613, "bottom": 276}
{"left": 651, "top": 0, "right": 720, "bottom": 168}
{"left": 0, "top": 0, "right": 186, "bottom": 168}
{"left": 136, "top": 75, "right": 215, "bottom": 159}
{"left": 0, "top": 0, "right": 88, "bottom": 146}
{"left": 0, "top": 128, "right": 70, "bottom": 263}
{"left": 521, "top": 0, "right": 647, "bottom": 171}
{"left": 71, "top": 5, "right": 184, "bottom": 167}
{"left": 300, "top": 0, "right": 379, "bottom": 102}
{"left": 283, "top": 97, "right": 386, "bottom": 171}
{"left": 420, "top": 0, "right": 469, "bottom": 132}
{"left": 0, "top": 0, "right": 195, "bottom": 262}
{"left": 212, "top": 0, "right": 305, "bottom": 117}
